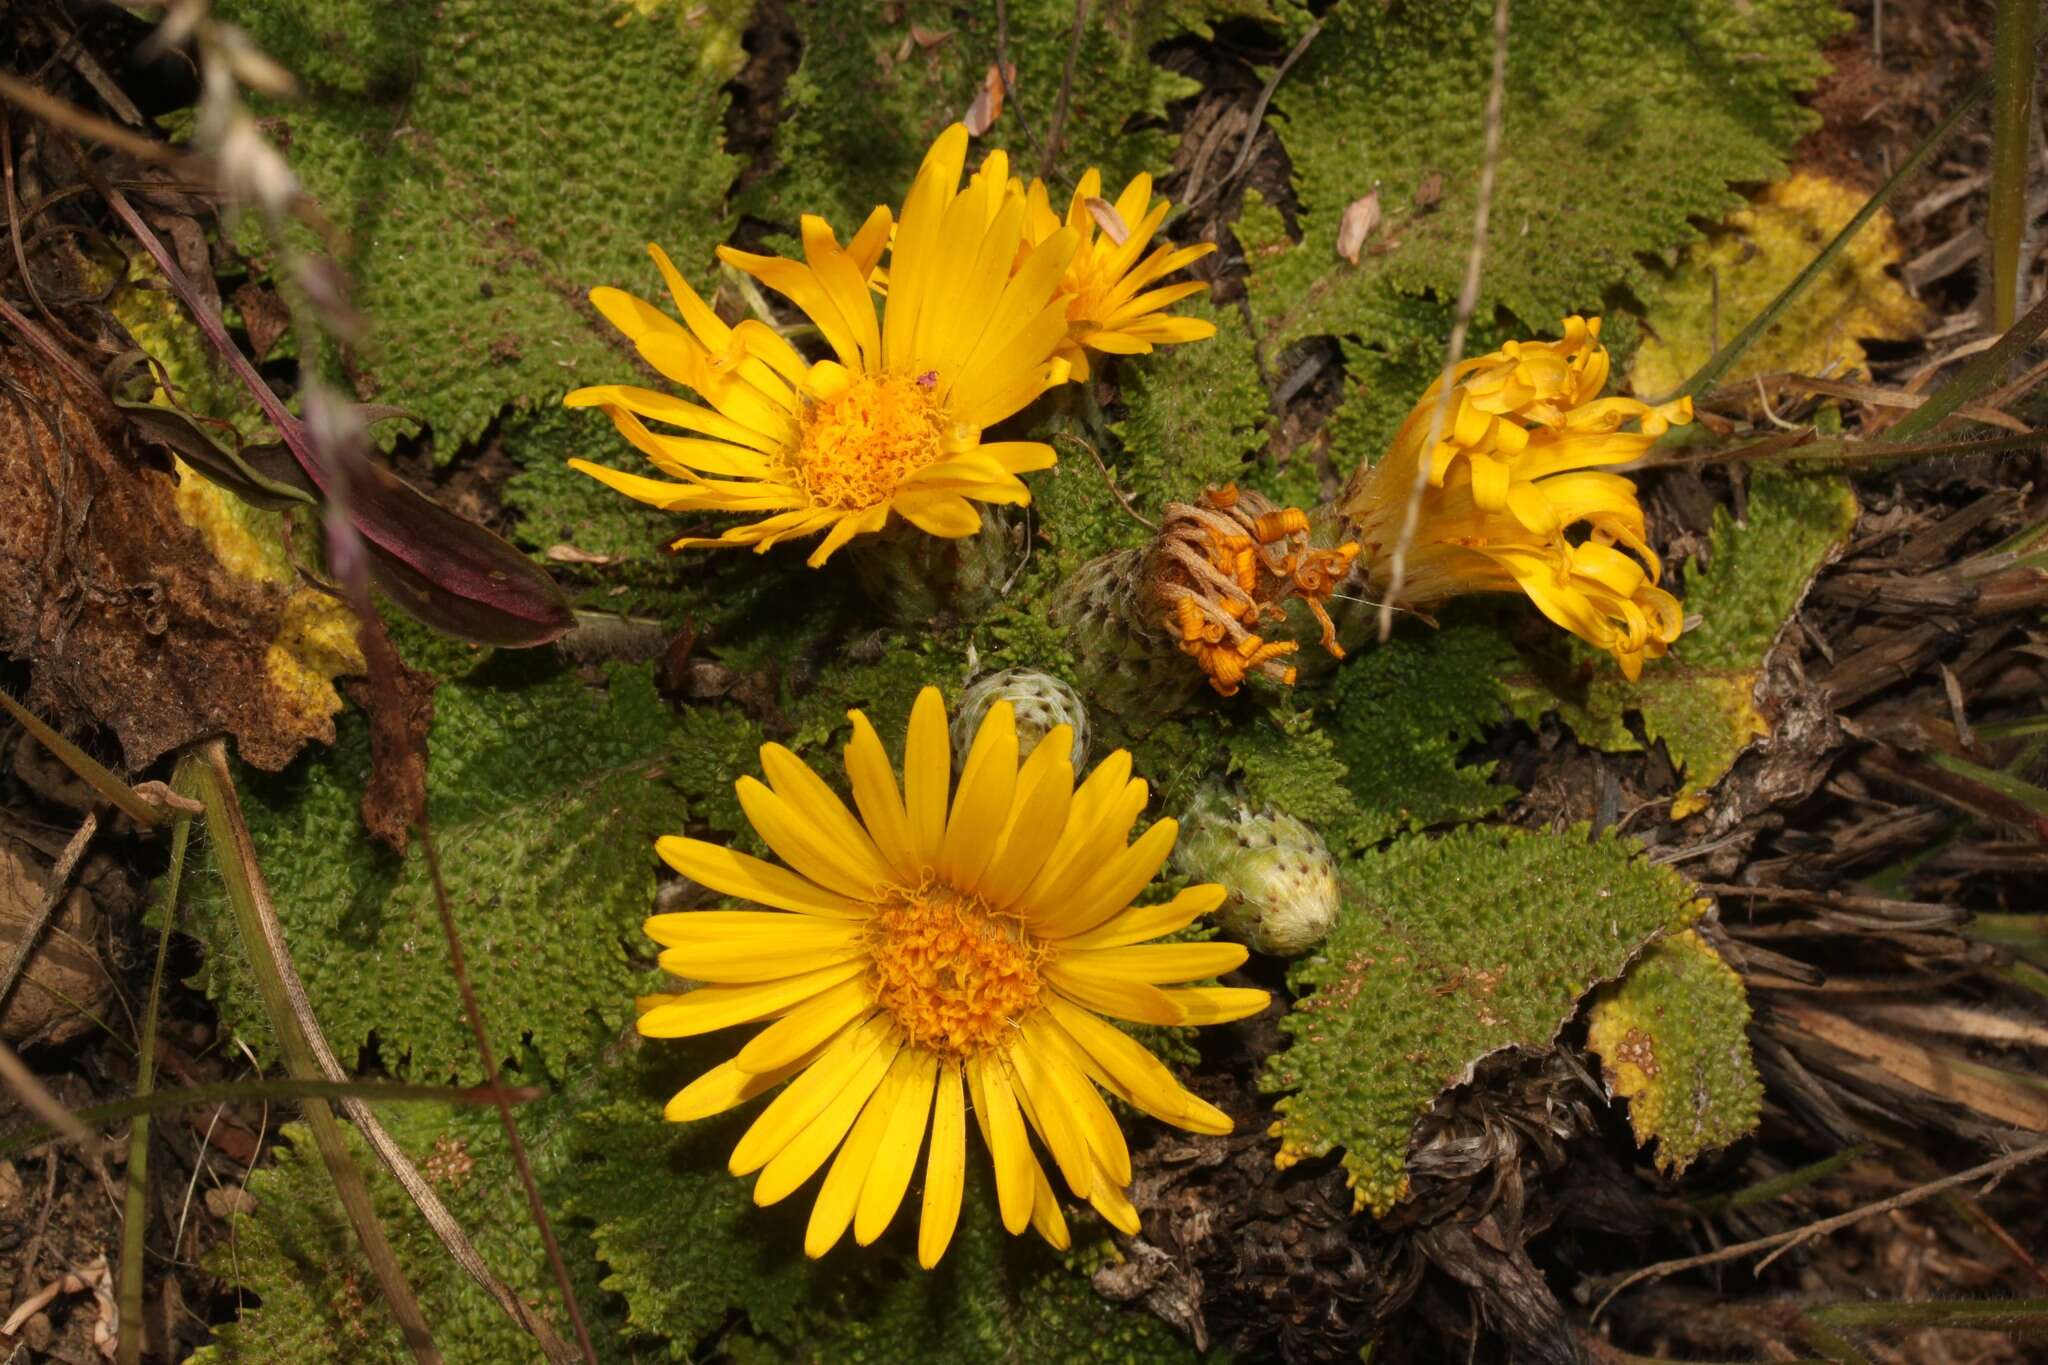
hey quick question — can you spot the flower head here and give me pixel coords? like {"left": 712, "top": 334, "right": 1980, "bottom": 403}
{"left": 566, "top": 126, "right": 1079, "bottom": 566}
{"left": 641, "top": 687, "right": 1267, "bottom": 1265}
{"left": 1341, "top": 318, "right": 1690, "bottom": 679}
{"left": 1151, "top": 485, "right": 1359, "bottom": 696}
{"left": 1023, "top": 169, "right": 1216, "bottom": 380}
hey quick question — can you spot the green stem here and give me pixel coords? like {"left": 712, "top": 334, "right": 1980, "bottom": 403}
{"left": 1887, "top": 288, "right": 2048, "bottom": 442}
{"left": 1990, "top": 0, "right": 2039, "bottom": 333}
{"left": 115, "top": 758, "right": 198, "bottom": 1365}
{"left": 196, "top": 747, "right": 443, "bottom": 1363}
{"left": 1672, "top": 79, "right": 1988, "bottom": 403}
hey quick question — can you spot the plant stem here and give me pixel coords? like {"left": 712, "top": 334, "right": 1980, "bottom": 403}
{"left": 116, "top": 759, "right": 197, "bottom": 1365}
{"left": 1989, "top": 0, "right": 2039, "bottom": 332}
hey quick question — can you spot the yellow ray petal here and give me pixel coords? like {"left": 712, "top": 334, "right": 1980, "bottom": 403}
{"left": 1045, "top": 960, "right": 1187, "bottom": 1026}
{"left": 1042, "top": 994, "right": 1230, "bottom": 1135}
{"left": 737, "top": 777, "right": 894, "bottom": 902}
{"left": 643, "top": 910, "right": 863, "bottom": 950}
{"left": 891, "top": 491, "right": 987, "bottom": 537}
{"left": 732, "top": 1016, "right": 893, "bottom": 1177}
{"left": 663, "top": 1051, "right": 811, "bottom": 1123}
{"left": 1161, "top": 985, "right": 1270, "bottom": 1025}
{"left": 1061, "top": 940, "right": 1247, "bottom": 985}
{"left": 655, "top": 937, "right": 864, "bottom": 984}
{"left": 1006, "top": 1042, "right": 1092, "bottom": 1200}
{"left": 1060, "top": 885, "right": 1227, "bottom": 949}
{"left": 966, "top": 1052, "right": 1034, "bottom": 1235}
{"left": 976, "top": 734, "right": 1073, "bottom": 906}
{"left": 843, "top": 710, "right": 920, "bottom": 880}
{"left": 939, "top": 700, "right": 1017, "bottom": 888}
{"left": 753, "top": 1033, "right": 899, "bottom": 1203}
{"left": 734, "top": 979, "right": 874, "bottom": 1075}
{"left": 759, "top": 743, "right": 897, "bottom": 889}
{"left": 654, "top": 838, "right": 866, "bottom": 918}
{"left": 1020, "top": 1014, "right": 1130, "bottom": 1185}
{"left": 918, "top": 1064, "right": 967, "bottom": 1268}
{"left": 1033, "top": 817, "right": 1179, "bottom": 940}
{"left": 804, "top": 1046, "right": 916, "bottom": 1258}
{"left": 853, "top": 1049, "right": 939, "bottom": 1245}
{"left": 901, "top": 687, "right": 950, "bottom": 864}
{"left": 635, "top": 960, "right": 866, "bottom": 1038}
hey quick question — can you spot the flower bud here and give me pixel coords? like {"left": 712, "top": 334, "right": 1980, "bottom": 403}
{"left": 952, "top": 669, "right": 1089, "bottom": 770}
{"left": 1172, "top": 787, "right": 1340, "bottom": 955}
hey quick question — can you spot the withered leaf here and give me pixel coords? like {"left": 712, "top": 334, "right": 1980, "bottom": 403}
{"left": 1337, "top": 191, "right": 1382, "bottom": 265}
{"left": 0, "top": 351, "right": 342, "bottom": 771}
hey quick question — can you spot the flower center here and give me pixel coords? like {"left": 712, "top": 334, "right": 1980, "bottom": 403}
{"left": 866, "top": 882, "right": 1044, "bottom": 1060}
{"left": 792, "top": 371, "right": 948, "bottom": 511}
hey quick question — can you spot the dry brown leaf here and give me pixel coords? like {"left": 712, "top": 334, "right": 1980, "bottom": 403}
{"left": 1337, "top": 190, "right": 1382, "bottom": 264}
{"left": 1085, "top": 197, "right": 1131, "bottom": 246}
{"left": 1780, "top": 1003, "right": 2048, "bottom": 1132}
{"left": 0, "top": 351, "right": 349, "bottom": 770}
{"left": 964, "top": 62, "right": 1014, "bottom": 136}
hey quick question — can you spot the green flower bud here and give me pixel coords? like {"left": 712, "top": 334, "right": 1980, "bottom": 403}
{"left": 952, "top": 669, "right": 1089, "bottom": 771}
{"left": 1172, "top": 787, "right": 1340, "bottom": 955}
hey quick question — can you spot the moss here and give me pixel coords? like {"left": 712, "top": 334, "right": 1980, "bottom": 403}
{"left": 186, "top": 661, "right": 681, "bottom": 1083}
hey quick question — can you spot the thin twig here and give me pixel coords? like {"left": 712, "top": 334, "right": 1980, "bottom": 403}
{"left": 196, "top": 741, "right": 577, "bottom": 1363}
{"left": 419, "top": 820, "right": 598, "bottom": 1365}
{"left": 1191, "top": 18, "right": 1324, "bottom": 208}
{"left": 0, "top": 1040, "right": 92, "bottom": 1146}
{"left": 118, "top": 760, "right": 196, "bottom": 1365}
{"left": 1376, "top": 0, "right": 1508, "bottom": 642}
{"left": 1590, "top": 1140, "right": 2048, "bottom": 1319}
{"left": 0, "top": 813, "right": 97, "bottom": 1013}
{"left": 0, "top": 70, "right": 215, "bottom": 177}
{"left": 992, "top": 0, "right": 1050, "bottom": 169}
{"left": 1039, "top": 0, "right": 1090, "bottom": 180}
{"left": 1056, "top": 431, "right": 1157, "bottom": 531}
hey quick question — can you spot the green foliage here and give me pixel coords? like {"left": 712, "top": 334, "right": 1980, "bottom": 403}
{"left": 753, "top": 0, "right": 1212, "bottom": 239}
{"left": 217, "top": 0, "right": 747, "bottom": 450}
{"left": 1250, "top": 0, "right": 1840, "bottom": 348}
{"left": 1509, "top": 469, "right": 1858, "bottom": 815}
{"left": 1322, "top": 618, "right": 1518, "bottom": 849}
{"left": 1588, "top": 929, "right": 1763, "bottom": 1172}
{"left": 186, "top": 662, "right": 688, "bottom": 1083}
{"left": 1114, "top": 300, "right": 1272, "bottom": 514}
{"left": 204, "top": 1045, "right": 1188, "bottom": 1363}
{"left": 500, "top": 406, "right": 676, "bottom": 562}
{"left": 1246, "top": 0, "right": 1842, "bottom": 461}
{"left": 1264, "top": 825, "right": 1702, "bottom": 1214}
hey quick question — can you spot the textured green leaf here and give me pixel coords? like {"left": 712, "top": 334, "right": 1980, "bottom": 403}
{"left": 1508, "top": 469, "right": 1858, "bottom": 816}
{"left": 1322, "top": 618, "right": 1518, "bottom": 848}
{"left": 1249, "top": 0, "right": 1841, "bottom": 349}
{"left": 1246, "top": 0, "right": 1842, "bottom": 466}
{"left": 1588, "top": 928, "right": 1763, "bottom": 1172}
{"left": 218, "top": 0, "right": 748, "bottom": 449}
{"left": 1264, "top": 826, "right": 1701, "bottom": 1214}
{"left": 187, "top": 661, "right": 686, "bottom": 1083}
{"left": 750, "top": 0, "right": 1212, "bottom": 240}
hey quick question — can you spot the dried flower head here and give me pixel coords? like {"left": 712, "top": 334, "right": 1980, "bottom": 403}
{"left": 1148, "top": 485, "right": 1360, "bottom": 696}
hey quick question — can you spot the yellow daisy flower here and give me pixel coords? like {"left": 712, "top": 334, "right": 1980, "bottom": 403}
{"left": 1023, "top": 169, "right": 1217, "bottom": 380}
{"left": 1341, "top": 318, "right": 1689, "bottom": 680}
{"left": 565, "top": 126, "right": 1080, "bottom": 567}
{"left": 639, "top": 687, "right": 1268, "bottom": 1266}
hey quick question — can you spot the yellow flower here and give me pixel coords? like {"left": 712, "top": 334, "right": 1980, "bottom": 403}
{"left": 1023, "top": 169, "right": 1216, "bottom": 380}
{"left": 640, "top": 687, "right": 1267, "bottom": 1266}
{"left": 1341, "top": 318, "right": 1689, "bottom": 680}
{"left": 566, "top": 126, "right": 1079, "bottom": 567}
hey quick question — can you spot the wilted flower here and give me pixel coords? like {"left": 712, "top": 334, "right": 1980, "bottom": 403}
{"left": 1341, "top": 317, "right": 1690, "bottom": 680}
{"left": 567, "top": 126, "right": 1077, "bottom": 566}
{"left": 641, "top": 687, "right": 1266, "bottom": 1265}
{"left": 1023, "top": 169, "right": 1216, "bottom": 380}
